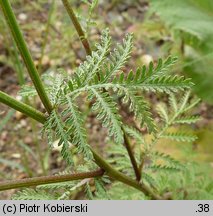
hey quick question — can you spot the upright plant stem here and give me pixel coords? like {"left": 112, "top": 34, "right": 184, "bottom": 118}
{"left": 0, "top": 169, "right": 104, "bottom": 191}
{"left": 61, "top": 0, "right": 92, "bottom": 56}
{"left": 0, "top": 91, "right": 46, "bottom": 124}
{"left": 0, "top": 0, "right": 53, "bottom": 114}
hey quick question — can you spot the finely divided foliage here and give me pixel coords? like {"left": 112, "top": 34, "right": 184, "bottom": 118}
{"left": 43, "top": 110, "right": 74, "bottom": 165}
{"left": 106, "top": 92, "right": 201, "bottom": 198}
{"left": 62, "top": 96, "right": 92, "bottom": 159}
{"left": 16, "top": 30, "right": 200, "bottom": 199}
{"left": 23, "top": 29, "right": 194, "bottom": 166}
{"left": 88, "top": 89, "right": 124, "bottom": 144}
{"left": 1, "top": 0, "right": 210, "bottom": 200}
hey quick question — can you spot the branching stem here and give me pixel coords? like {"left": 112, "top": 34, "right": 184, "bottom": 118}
{"left": 0, "top": 93, "right": 161, "bottom": 198}
{"left": 0, "top": 93, "right": 162, "bottom": 198}
{"left": 0, "top": 0, "right": 162, "bottom": 200}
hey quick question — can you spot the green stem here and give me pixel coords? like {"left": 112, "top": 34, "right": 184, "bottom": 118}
{"left": 0, "top": 169, "right": 104, "bottom": 191}
{"left": 0, "top": 1, "right": 161, "bottom": 199}
{"left": 0, "top": 91, "right": 46, "bottom": 124}
{"left": 61, "top": 0, "right": 92, "bottom": 56}
{"left": 0, "top": 0, "right": 53, "bottom": 114}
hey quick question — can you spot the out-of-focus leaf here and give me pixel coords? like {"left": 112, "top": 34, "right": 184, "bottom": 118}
{"left": 149, "top": 0, "right": 213, "bottom": 103}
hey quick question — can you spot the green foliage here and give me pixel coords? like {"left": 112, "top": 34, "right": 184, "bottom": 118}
{"left": 10, "top": 29, "right": 203, "bottom": 200}
{"left": 75, "top": 0, "right": 99, "bottom": 34}
{"left": 62, "top": 96, "right": 92, "bottom": 159}
{"left": 156, "top": 163, "right": 213, "bottom": 199}
{"left": 43, "top": 110, "right": 73, "bottom": 165}
{"left": 161, "top": 132, "right": 197, "bottom": 142}
{"left": 20, "top": 30, "right": 192, "bottom": 166}
{"left": 105, "top": 91, "right": 208, "bottom": 199}
{"left": 88, "top": 89, "right": 124, "bottom": 144}
{"left": 149, "top": 0, "right": 213, "bottom": 41}
{"left": 75, "top": 28, "right": 111, "bottom": 86}
{"left": 106, "top": 162, "right": 213, "bottom": 200}
{"left": 149, "top": 0, "right": 213, "bottom": 104}
{"left": 0, "top": 109, "right": 15, "bottom": 132}
{"left": 108, "top": 182, "right": 145, "bottom": 200}
{"left": 1, "top": 0, "right": 210, "bottom": 201}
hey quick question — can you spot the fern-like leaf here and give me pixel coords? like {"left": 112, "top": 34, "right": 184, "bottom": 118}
{"left": 76, "top": 28, "right": 111, "bottom": 86}
{"left": 85, "top": 182, "right": 94, "bottom": 200}
{"left": 142, "top": 75, "right": 193, "bottom": 93}
{"left": 148, "top": 164, "right": 182, "bottom": 172}
{"left": 102, "top": 33, "right": 133, "bottom": 82}
{"left": 62, "top": 96, "right": 92, "bottom": 159}
{"left": 139, "top": 56, "right": 178, "bottom": 82}
{"left": 19, "top": 85, "right": 37, "bottom": 98}
{"left": 174, "top": 116, "right": 201, "bottom": 124}
{"left": 19, "top": 71, "right": 66, "bottom": 105}
{"left": 141, "top": 172, "right": 159, "bottom": 189}
{"left": 156, "top": 103, "right": 169, "bottom": 123}
{"left": 161, "top": 132, "right": 198, "bottom": 142}
{"left": 152, "top": 151, "right": 184, "bottom": 170}
{"left": 168, "top": 93, "right": 178, "bottom": 113}
{"left": 124, "top": 92, "right": 157, "bottom": 133}
{"left": 89, "top": 89, "right": 123, "bottom": 144}
{"left": 94, "top": 178, "right": 109, "bottom": 199}
{"left": 43, "top": 110, "right": 73, "bottom": 165}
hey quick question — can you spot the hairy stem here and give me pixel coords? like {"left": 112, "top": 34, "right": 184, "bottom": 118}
{"left": 0, "top": 0, "right": 53, "bottom": 114}
{"left": 61, "top": 0, "right": 92, "bottom": 56}
{"left": 0, "top": 91, "right": 46, "bottom": 124}
{"left": 0, "top": 169, "right": 104, "bottom": 191}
